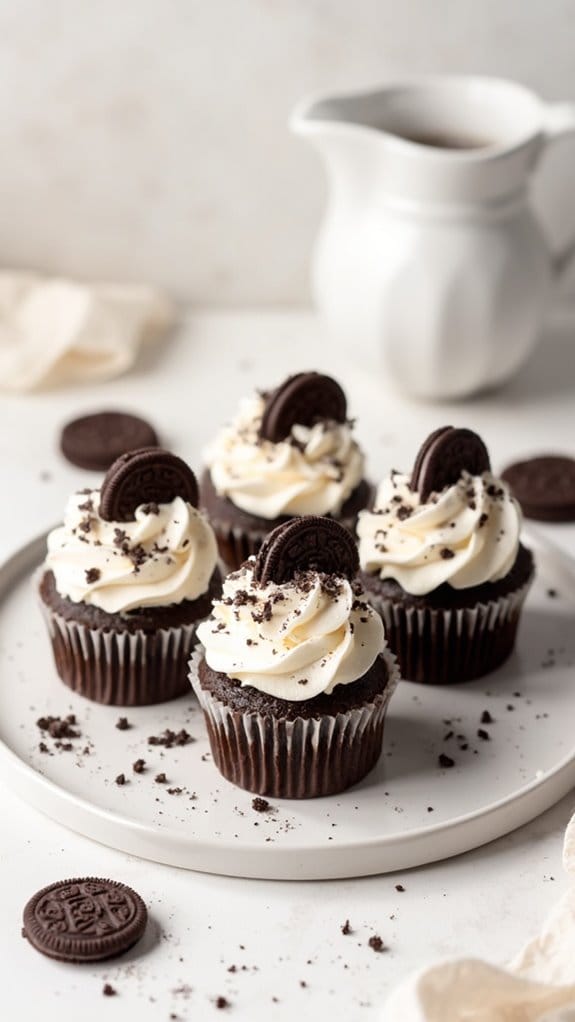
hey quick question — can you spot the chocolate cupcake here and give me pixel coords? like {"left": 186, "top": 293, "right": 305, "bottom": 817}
{"left": 191, "top": 516, "right": 398, "bottom": 798}
{"left": 357, "top": 427, "right": 535, "bottom": 685}
{"left": 200, "top": 372, "right": 371, "bottom": 570}
{"left": 39, "top": 448, "right": 221, "bottom": 705}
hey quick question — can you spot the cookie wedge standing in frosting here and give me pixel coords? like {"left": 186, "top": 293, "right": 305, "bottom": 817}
{"left": 357, "top": 427, "right": 535, "bottom": 685}
{"left": 39, "top": 448, "right": 221, "bottom": 706}
{"left": 191, "top": 516, "right": 399, "bottom": 799}
{"left": 200, "top": 372, "right": 372, "bottom": 571}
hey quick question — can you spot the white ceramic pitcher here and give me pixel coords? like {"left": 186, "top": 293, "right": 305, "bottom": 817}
{"left": 291, "top": 76, "right": 575, "bottom": 399}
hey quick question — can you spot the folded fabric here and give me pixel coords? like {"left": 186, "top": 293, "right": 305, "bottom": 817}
{"left": 0, "top": 272, "right": 175, "bottom": 391}
{"left": 383, "top": 810, "right": 575, "bottom": 1020}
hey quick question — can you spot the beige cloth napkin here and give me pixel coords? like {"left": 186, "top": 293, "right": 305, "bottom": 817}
{"left": 384, "top": 812, "right": 575, "bottom": 1020}
{"left": 0, "top": 272, "right": 175, "bottom": 391}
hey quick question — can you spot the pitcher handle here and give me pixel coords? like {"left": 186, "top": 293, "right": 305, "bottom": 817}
{"left": 543, "top": 102, "right": 575, "bottom": 280}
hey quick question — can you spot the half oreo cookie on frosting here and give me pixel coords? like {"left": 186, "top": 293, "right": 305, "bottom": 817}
{"left": 192, "top": 515, "right": 398, "bottom": 798}
{"left": 259, "top": 372, "right": 347, "bottom": 442}
{"left": 253, "top": 515, "right": 359, "bottom": 586}
{"left": 410, "top": 426, "right": 491, "bottom": 502}
{"left": 100, "top": 447, "right": 199, "bottom": 523}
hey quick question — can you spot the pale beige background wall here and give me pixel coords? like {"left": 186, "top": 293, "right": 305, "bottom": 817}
{"left": 1, "top": 0, "right": 575, "bottom": 303}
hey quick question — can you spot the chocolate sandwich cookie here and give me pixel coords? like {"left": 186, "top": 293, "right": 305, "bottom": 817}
{"left": 259, "top": 372, "right": 347, "bottom": 442}
{"left": 501, "top": 455, "right": 575, "bottom": 522}
{"left": 411, "top": 426, "right": 491, "bottom": 502}
{"left": 60, "top": 411, "right": 159, "bottom": 471}
{"left": 22, "top": 878, "right": 147, "bottom": 962}
{"left": 253, "top": 515, "right": 359, "bottom": 585}
{"left": 100, "top": 447, "right": 199, "bottom": 522}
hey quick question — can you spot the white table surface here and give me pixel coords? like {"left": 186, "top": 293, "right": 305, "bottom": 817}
{"left": 1, "top": 309, "right": 575, "bottom": 1020}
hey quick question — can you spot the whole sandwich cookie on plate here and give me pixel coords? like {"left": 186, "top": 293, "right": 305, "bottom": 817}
{"left": 191, "top": 516, "right": 399, "bottom": 799}
{"left": 39, "top": 447, "right": 221, "bottom": 706}
{"left": 200, "top": 371, "right": 372, "bottom": 570}
{"left": 357, "top": 427, "right": 535, "bottom": 685}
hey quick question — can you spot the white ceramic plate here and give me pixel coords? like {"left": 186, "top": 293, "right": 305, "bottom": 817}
{"left": 0, "top": 533, "right": 573, "bottom": 880}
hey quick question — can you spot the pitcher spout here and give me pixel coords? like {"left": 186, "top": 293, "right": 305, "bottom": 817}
{"left": 290, "top": 87, "right": 385, "bottom": 141}
{"left": 291, "top": 88, "right": 387, "bottom": 199}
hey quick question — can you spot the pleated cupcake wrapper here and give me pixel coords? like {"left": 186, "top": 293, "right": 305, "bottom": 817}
{"left": 368, "top": 573, "right": 534, "bottom": 686}
{"left": 189, "top": 646, "right": 399, "bottom": 798}
{"left": 40, "top": 599, "right": 199, "bottom": 706}
{"left": 210, "top": 508, "right": 362, "bottom": 573}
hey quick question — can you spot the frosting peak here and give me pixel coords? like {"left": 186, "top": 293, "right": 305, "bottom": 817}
{"left": 357, "top": 470, "right": 521, "bottom": 596}
{"left": 196, "top": 561, "right": 384, "bottom": 700}
{"left": 46, "top": 490, "right": 218, "bottom": 613}
{"left": 204, "top": 394, "right": 364, "bottom": 519}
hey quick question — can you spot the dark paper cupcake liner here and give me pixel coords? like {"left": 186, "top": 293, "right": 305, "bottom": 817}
{"left": 189, "top": 647, "right": 399, "bottom": 798}
{"left": 41, "top": 602, "right": 199, "bottom": 706}
{"left": 367, "top": 577, "right": 533, "bottom": 685}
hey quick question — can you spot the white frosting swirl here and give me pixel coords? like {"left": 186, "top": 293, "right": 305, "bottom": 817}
{"left": 204, "top": 394, "right": 364, "bottom": 519}
{"left": 357, "top": 471, "right": 521, "bottom": 596}
{"left": 196, "top": 561, "right": 385, "bottom": 701}
{"left": 46, "top": 490, "right": 218, "bottom": 614}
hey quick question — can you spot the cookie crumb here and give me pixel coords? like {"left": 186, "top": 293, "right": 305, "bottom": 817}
{"left": 477, "top": 729, "right": 490, "bottom": 741}
{"left": 438, "top": 753, "right": 455, "bottom": 768}
{"left": 148, "top": 728, "right": 193, "bottom": 748}
{"left": 155, "top": 772, "right": 167, "bottom": 784}
{"left": 395, "top": 884, "right": 405, "bottom": 892}
{"left": 132, "top": 758, "right": 146, "bottom": 774}
{"left": 102, "top": 983, "right": 116, "bottom": 997}
{"left": 341, "top": 919, "right": 352, "bottom": 935}
{"left": 115, "top": 773, "right": 126, "bottom": 786}
{"left": 368, "top": 935, "right": 386, "bottom": 953}
{"left": 115, "top": 717, "right": 130, "bottom": 731}
{"left": 480, "top": 710, "right": 493, "bottom": 724}
{"left": 252, "top": 797, "right": 270, "bottom": 813}
{"left": 215, "top": 996, "right": 230, "bottom": 1009}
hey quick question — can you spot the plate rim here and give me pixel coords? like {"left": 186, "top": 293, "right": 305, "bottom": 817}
{"left": 1, "top": 529, "right": 574, "bottom": 880}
